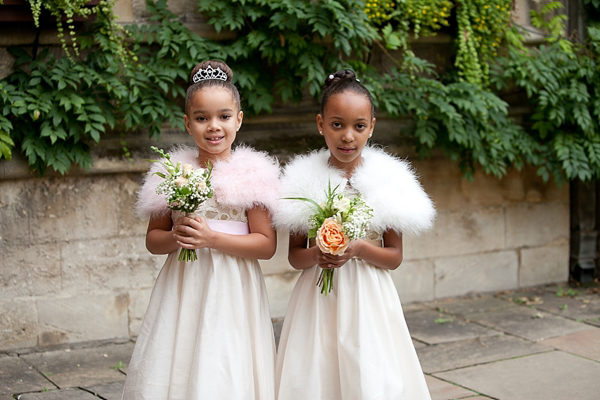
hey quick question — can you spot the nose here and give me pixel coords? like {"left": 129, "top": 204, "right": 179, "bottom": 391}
{"left": 341, "top": 129, "right": 354, "bottom": 142}
{"left": 207, "top": 117, "right": 220, "bottom": 131}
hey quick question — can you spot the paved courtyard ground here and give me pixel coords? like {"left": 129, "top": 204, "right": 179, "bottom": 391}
{"left": 1, "top": 283, "right": 599, "bottom": 400}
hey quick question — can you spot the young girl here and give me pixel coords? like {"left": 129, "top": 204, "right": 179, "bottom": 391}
{"left": 123, "top": 60, "right": 279, "bottom": 400}
{"left": 274, "top": 70, "right": 435, "bottom": 399}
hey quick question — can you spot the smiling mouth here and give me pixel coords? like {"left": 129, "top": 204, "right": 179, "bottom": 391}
{"left": 338, "top": 147, "right": 355, "bottom": 153}
{"left": 206, "top": 136, "right": 224, "bottom": 142}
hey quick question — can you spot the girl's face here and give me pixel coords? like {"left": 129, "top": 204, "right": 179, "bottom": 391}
{"left": 317, "top": 91, "right": 375, "bottom": 174}
{"left": 184, "top": 86, "right": 243, "bottom": 164}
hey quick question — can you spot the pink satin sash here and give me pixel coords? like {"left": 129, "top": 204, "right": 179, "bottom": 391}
{"left": 206, "top": 219, "right": 250, "bottom": 235}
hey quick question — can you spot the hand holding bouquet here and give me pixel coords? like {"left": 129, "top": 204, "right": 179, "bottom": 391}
{"left": 288, "top": 182, "right": 373, "bottom": 295}
{"left": 151, "top": 146, "right": 213, "bottom": 261}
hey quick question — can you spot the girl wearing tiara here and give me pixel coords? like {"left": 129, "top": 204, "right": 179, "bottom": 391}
{"left": 122, "top": 60, "right": 278, "bottom": 400}
{"left": 274, "top": 70, "right": 435, "bottom": 399}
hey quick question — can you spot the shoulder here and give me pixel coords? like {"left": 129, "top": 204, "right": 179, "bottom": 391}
{"left": 211, "top": 145, "right": 280, "bottom": 212}
{"left": 280, "top": 149, "right": 340, "bottom": 195}
{"left": 353, "top": 146, "right": 436, "bottom": 235}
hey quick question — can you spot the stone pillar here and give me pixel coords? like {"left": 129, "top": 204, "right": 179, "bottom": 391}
{"left": 570, "top": 180, "right": 598, "bottom": 283}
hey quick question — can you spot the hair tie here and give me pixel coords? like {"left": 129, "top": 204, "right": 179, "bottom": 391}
{"left": 328, "top": 74, "right": 334, "bottom": 80}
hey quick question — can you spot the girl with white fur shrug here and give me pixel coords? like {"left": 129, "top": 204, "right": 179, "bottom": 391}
{"left": 122, "top": 60, "right": 278, "bottom": 400}
{"left": 274, "top": 70, "right": 435, "bottom": 400}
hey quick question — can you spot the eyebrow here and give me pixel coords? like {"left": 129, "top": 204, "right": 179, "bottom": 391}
{"left": 192, "top": 108, "right": 234, "bottom": 114}
{"left": 328, "top": 115, "right": 369, "bottom": 121}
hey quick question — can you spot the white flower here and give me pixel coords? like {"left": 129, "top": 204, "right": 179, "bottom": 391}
{"left": 197, "top": 180, "right": 207, "bottom": 191}
{"left": 182, "top": 164, "right": 194, "bottom": 177}
{"left": 334, "top": 196, "right": 351, "bottom": 213}
{"left": 175, "top": 176, "right": 188, "bottom": 188}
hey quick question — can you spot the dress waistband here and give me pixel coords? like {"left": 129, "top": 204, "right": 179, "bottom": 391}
{"left": 206, "top": 219, "right": 250, "bottom": 235}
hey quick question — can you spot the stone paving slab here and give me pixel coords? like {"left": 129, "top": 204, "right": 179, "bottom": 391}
{"left": 424, "top": 296, "right": 516, "bottom": 316}
{"left": 0, "top": 355, "right": 54, "bottom": 395}
{"left": 504, "top": 290, "right": 600, "bottom": 326}
{"left": 20, "top": 343, "right": 133, "bottom": 389}
{"left": 465, "top": 306, "right": 595, "bottom": 341}
{"left": 19, "top": 387, "right": 99, "bottom": 399}
{"left": 435, "top": 350, "right": 600, "bottom": 400}
{"left": 540, "top": 327, "right": 600, "bottom": 361}
{"left": 425, "top": 375, "right": 479, "bottom": 400}
{"left": 406, "top": 309, "right": 501, "bottom": 345}
{"left": 417, "top": 334, "right": 552, "bottom": 374}
{"left": 85, "top": 381, "right": 125, "bottom": 400}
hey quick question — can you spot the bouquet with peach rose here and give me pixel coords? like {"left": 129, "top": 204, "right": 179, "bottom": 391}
{"left": 150, "top": 146, "right": 213, "bottom": 262}
{"left": 287, "top": 182, "right": 373, "bottom": 295}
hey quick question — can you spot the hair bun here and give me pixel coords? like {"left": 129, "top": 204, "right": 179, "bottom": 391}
{"left": 324, "top": 69, "right": 357, "bottom": 89}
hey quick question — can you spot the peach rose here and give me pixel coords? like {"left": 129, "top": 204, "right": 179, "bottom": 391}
{"left": 316, "top": 217, "right": 349, "bottom": 255}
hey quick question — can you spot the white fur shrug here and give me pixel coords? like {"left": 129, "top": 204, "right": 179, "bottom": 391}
{"left": 273, "top": 147, "right": 436, "bottom": 235}
{"left": 135, "top": 146, "right": 280, "bottom": 219}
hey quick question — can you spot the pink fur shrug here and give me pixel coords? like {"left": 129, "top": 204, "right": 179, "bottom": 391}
{"left": 135, "top": 146, "right": 280, "bottom": 219}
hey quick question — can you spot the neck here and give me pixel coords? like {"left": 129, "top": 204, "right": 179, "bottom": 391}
{"left": 328, "top": 155, "right": 362, "bottom": 179}
{"left": 196, "top": 148, "right": 231, "bottom": 167}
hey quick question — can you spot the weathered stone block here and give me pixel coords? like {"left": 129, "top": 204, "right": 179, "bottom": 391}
{"left": 0, "top": 243, "right": 61, "bottom": 300}
{"left": 506, "top": 202, "right": 569, "bottom": 248}
{"left": 127, "top": 288, "right": 153, "bottom": 337}
{"left": 37, "top": 293, "right": 129, "bottom": 347}
{"left": 30, "top": 176, "right": 120, "bottom": 243}
{"left": 0, "top": 180, "right": 33, "bottom": 245}
{"left": 392, "top": 259, "right": 435, "bottom": 304}
{"left": 116, "top": 174, "right": 148, "bottom": 237}
{"left": 520, "top": 244, "right": 569, "bottom": 287}
{"left": 60, "top": 236, "right": 161, "bottom": 294}
{"left": 114, "top": 0, "right": 134, "bottom": 22}
{"left": 434, "top": 251, "right": 519, "bottom": 298}
{"left": 264, "top": 272, "right": 300, "bottom": 319}
{"left": 0, "top": 299, "right": 38, "bottom": 351}
{"left": 405, "top": 207, "right": 506, "bottom": 260}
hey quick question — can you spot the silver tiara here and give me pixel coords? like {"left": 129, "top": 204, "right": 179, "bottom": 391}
{"left": 192, "top": 66, "right": 228, "bottom": 83}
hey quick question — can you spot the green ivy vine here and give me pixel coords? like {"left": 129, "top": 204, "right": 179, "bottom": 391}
{"left": 0, "top": 0, "right": 599, "bottom": 184}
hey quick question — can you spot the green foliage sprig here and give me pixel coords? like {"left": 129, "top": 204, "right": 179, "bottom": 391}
{"left": 1, "top": 0, "right": 599, "bottom": 185}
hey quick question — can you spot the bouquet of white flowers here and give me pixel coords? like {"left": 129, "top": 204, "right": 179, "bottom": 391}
{"left": 151, "top": 146, "right": 213, "bottom": 261}
{"left": 287, "top": 182, "right": 373, "bottom": 295}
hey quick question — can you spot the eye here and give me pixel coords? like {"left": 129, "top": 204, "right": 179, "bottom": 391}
{"left": 356, "top": 123, "right": 366, "bottom": 130}
{"left": 196, "top": 116, "right": 206, "bottom": 122}
{"left": 221, "top": 114, "right": 231, "bottom": 120}
{"left": 332, "top": 122, "right": 342, "bottom": 129}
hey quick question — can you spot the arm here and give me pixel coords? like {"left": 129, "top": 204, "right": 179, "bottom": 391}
{"left": 146, "top": 212, "right": 179, "bottom": 255}
{"left": 288, "top": 232, "right": 321, "bottom": 270}
{"left": 288, "top": 229, "right": 403, "bottom": 271}
{"left": 173, "top": 206, "right": 277, "bottom": 260}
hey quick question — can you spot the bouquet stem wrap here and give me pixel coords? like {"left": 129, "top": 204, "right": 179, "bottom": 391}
{"left": 178, "top": 212, "right": 199, "bottom": 262}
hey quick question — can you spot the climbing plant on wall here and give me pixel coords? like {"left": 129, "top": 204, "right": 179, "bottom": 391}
{"left": 0, "top": 0, "right": 599, "bottom": 184}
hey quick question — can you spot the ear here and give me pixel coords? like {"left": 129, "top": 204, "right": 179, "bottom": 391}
{"left": 369, "top": 117, "right": 376, "bottom": 136}
{"left": 236, "top": 110, "right": 244, "bottom": 131}
{"left": 316, "top": 114, "right": 324, "bottom": 133}
{"left": 184, "top": 114, "right": 191, "bottom": 135}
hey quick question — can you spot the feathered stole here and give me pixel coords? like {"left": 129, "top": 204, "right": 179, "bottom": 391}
{"left": 135, "top": 145, "right": 280, "bottom": 219}
{"left": 273, "top": 147, "right": 436, "bottom": 235}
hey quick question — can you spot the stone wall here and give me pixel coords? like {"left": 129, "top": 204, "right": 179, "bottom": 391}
{"left": 0, "top": 0, "right": 570, "bottom": 352}
{"left": 0, "top": 128, "right": 570, "bottom": 352}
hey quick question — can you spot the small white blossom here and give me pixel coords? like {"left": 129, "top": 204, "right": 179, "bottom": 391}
{"left": 175, "top": 176, "right": 188, "bottom": 188}
{"left": 333, "top": 196, "right": 351, "bottom": 213}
